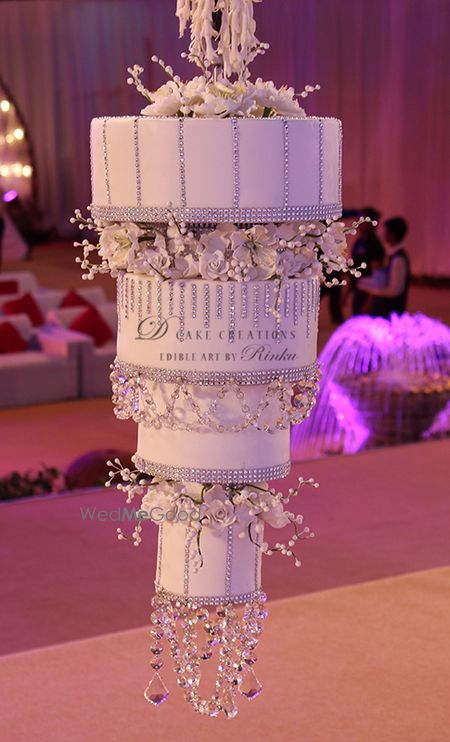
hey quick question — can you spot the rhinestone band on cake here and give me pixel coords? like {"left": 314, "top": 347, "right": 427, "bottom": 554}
{"left": 132, "top": 455, "right": 291, "bottom": 484}
{"left": 112, "top": 357, "right": 320, "bottom": 386}
{"left": 90, "top": 203, "right": 342, "bottom": 224}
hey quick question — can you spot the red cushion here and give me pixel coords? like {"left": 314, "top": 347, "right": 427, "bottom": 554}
{"left": 60, "top": 289, "right": 92, "bottom": 309}
{"left": 2, "top": 292, "right": 44, "bottom": 327}
{"left": 0, "top": 321, "right": 28, "bottom": 353}
{"left": 69, "top": 306, "right": 112, "bottom": 347}
{"left": 0, "top": 280, "right": 19, "bottom": 295}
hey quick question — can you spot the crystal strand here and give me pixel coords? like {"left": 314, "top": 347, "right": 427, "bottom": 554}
{"left": 146, "top": 280, "right": 152, "bottom": 316}
{"left": 228, "top": 283, "right": 235, "bottom": 343}
{"left": 241, "top": 284, "right": 248, "bottom": 319}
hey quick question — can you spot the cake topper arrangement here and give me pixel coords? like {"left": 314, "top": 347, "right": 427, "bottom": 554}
{"left": 74, "top": 0, "right": 366, "bottom": 719}
{"left": 125, "top": 0, "right": 320, "bottom": 118}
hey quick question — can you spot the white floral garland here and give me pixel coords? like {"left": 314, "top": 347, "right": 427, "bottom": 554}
{"left": 73, "top": 210, "right": 370, "bottom": 288}
{"left": 106, "top": 459, "right": 318, "bottom": 571}
{"left": 127, "top": 60, "right": 319, "bottom": 119}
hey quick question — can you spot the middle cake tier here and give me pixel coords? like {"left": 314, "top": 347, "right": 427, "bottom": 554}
{"left": 114, "top": 273, "right": 320, "bottom": 482}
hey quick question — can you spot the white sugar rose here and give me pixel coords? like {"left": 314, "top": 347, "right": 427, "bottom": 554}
{"left": 250, "top": 79, "right": 305, "bottom": 118}
{"left": 253, "top": 243, "right": 277, "bottom": 279}
{"left": 141, "top": 81, "right": 182, "bottom": 117}
{"left": 146, "top": 245, "right": 172, "bottom": 277}
{"left": 202, "top": 485, "right": 236, "bottom": 529}
{"left": 275, "top": 222, "right": 298, "bottom": 241}
{"left": 257, "top": 494, "right": 290, "bottom": 529}
{"left": 99, "top": 222, "right": 142, "bottom": 271}
{"left": 99, "top": 222, "right": 141, "bottom": 256}
{"left": 171, "top": 253, "right": 199, "bottom": 279}
{"left": 276, "top": 250, "right": 308, "bottom": 277}
{"left": 181, "top": 76, "right": 208, "bottom": 108}
{"left": 199, "top": 233, "right": 229, "bottom": 281}
{"left": 232, "top": 243, "right": 252, "bottom": 265}
{"left": 248, "top": 224, "right": 277, "bottom": 247}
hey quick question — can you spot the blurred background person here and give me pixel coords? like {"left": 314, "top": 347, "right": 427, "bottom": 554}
{"left": 348, "top": 207, "right": 384, "bottom": 315}
{"left": 357, "top": 216, "right": 410, "bottom": 317}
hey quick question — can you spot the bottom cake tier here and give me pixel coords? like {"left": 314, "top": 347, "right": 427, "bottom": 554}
{"left": 156, "top": 520, "right": 262, "bottom": 604}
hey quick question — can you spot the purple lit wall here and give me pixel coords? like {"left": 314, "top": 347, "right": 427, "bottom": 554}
{"left": 0, "top": 0, "right": 448, "bottom": 276}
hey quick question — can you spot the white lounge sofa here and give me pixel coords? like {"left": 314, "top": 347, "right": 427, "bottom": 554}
{"left": 0, "top": 314, "right": 80, "bottom": 408}
{"left": 46, "top": 303, "right": 117, "bottom": 398}
{"left": 0, "top": 284, "right": 109, "bottom": 321}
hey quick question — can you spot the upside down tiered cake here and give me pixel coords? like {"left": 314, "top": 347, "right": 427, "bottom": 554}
{"left": 79, "top": 0, "right": 351, "bottom": 719}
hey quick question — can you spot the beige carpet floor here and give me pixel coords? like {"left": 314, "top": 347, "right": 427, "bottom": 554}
{"left": 2, "top": 567, "right": 449, "bottom": 742}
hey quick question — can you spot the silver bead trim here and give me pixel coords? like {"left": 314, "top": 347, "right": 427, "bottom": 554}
{"left": 241, "top": 284, "right": 248, "bottom": 319}
{"left": 168, "top": 281, "right": 174, "bottom": 316}
{"left": 253, "top": 283, "right": 260, "bottom": 328}
{"left": 133, "top": 117, "right": 142, "bottom": 206}
{"left": 130, "top": 276, "right": 135, "bottom": 314}
{"left": 156, "top": 280, "right": 162, "bottom": 324}
{"left": 90, "top": 202, "right": 342, "bottom": 224}
{"left": 306, "top": 279, "right": 312, "bottom": 339}
{"left": 231, "top": 117, "right": 240, "bottom": 209}
{"left": 116, "top": 273, "right": 122, "bottom": 331}
{"left": 113, "top": 357, "right": 320, "bottom": 386}
{"left": 191, "top": 282, "right": 197, "bottom": 319}
{"left": 154, "top": 586, "right": 264, "bottom": 607}
{"left": 264, "top": 283, "right": 271, "bottom": 318}
{"left": 283, "top": 118, "right": 289, "bottom": 207}
{"left": 293, "top": 282, "right": 299, "bottom": 326}
{"left": 102, "top": 118, "right": 111, "bottom": 205}
{"left": 254, "top": 531, "right": 261, "bottom": 590}
{"left": 183, "top": 527, "right": 191, "bottom": 595}
{"left": 318, "top": 118, "right": 324, "bottom": 205}
{"left": 203, "top": 284, "right": 210, "bottom": 328}
{"left": 124, "top": 275, "right": 129, "bottom": 320}
{"left": 156, "top": 523, "right": 163, "bottom": 585}
{"left": 216, "top": 284, "right": 223, "bottom": 320}
{"left": 137, "top": 278, "right": 143, "bottom": 324}
{"left": 146, "top": 281, "right": 152, "bottom": 315}
{"left": 228, "top": 282, "right": 235, "bottom": 343}
{"left": 133, "top": 455, "right": 291, "bottom": 485}
{"left": 178, "top": 118, "right": 187, "bottom": 208}
{"left": 225, "top": 524, "right": 233, "bottom": 599}
{"left": 178, "top": 281, "right": 185, "bottom": 342}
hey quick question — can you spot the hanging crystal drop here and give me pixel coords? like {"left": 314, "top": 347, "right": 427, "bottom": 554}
{"left": 240, "top": 668, "right": 262, "bottom": 700}
{"left": 144, "top": 672, "right": 169, "bottom": 706}
{"left": 221, "top": 690, "right": 238, "bottom": 719}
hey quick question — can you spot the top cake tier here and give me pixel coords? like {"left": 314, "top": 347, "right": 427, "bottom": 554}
{"left": 90, "top": 116, "right": 342, "bottom": 224}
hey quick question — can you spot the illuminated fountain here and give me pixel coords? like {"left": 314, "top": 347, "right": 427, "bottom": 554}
{"left": 291, "top": 313, "right": 450, "bottom": 460}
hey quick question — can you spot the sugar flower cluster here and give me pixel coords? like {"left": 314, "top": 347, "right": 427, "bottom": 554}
{"left": 72, "top": 210, "right": 370, "bottom": 288}
{"left": 126, "top": 61, "right": 319, "bottom": 119}
{"left": 106, "top": 459, "right": 318, "bottom": 570}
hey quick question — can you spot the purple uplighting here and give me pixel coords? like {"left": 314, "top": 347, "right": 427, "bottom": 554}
{"left": 3, "top": 189, "right": 18, "bottom": 203}
{"left": 291, "top": 313, "right": 450, "bottom": 458}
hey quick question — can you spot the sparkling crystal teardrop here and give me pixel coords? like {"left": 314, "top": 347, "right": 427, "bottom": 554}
{"left": 240, "top": 668, "right": 262, "bottom": 700}
{"left": 144, "top": 672, "right": 169, "bottom": 706}
{"left": 221, "top": 690, "right": 238, "bottom": 719}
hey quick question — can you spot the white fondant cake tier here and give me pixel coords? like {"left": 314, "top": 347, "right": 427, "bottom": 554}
{"left": 90, "top": 116, "right": 342, "bottom": 223}
{"left": 135, "top": 424, "right": 290, "bottom": 483}
{"left": 116, "top": 274, "right": 320, "bottom": 379}
{"left": 156, "top": 519, "right": 262, "bottom": 602}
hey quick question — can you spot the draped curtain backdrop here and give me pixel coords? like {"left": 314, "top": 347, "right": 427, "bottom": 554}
{"left": 0, "top": 0, "right": 448, "bottom": 275}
